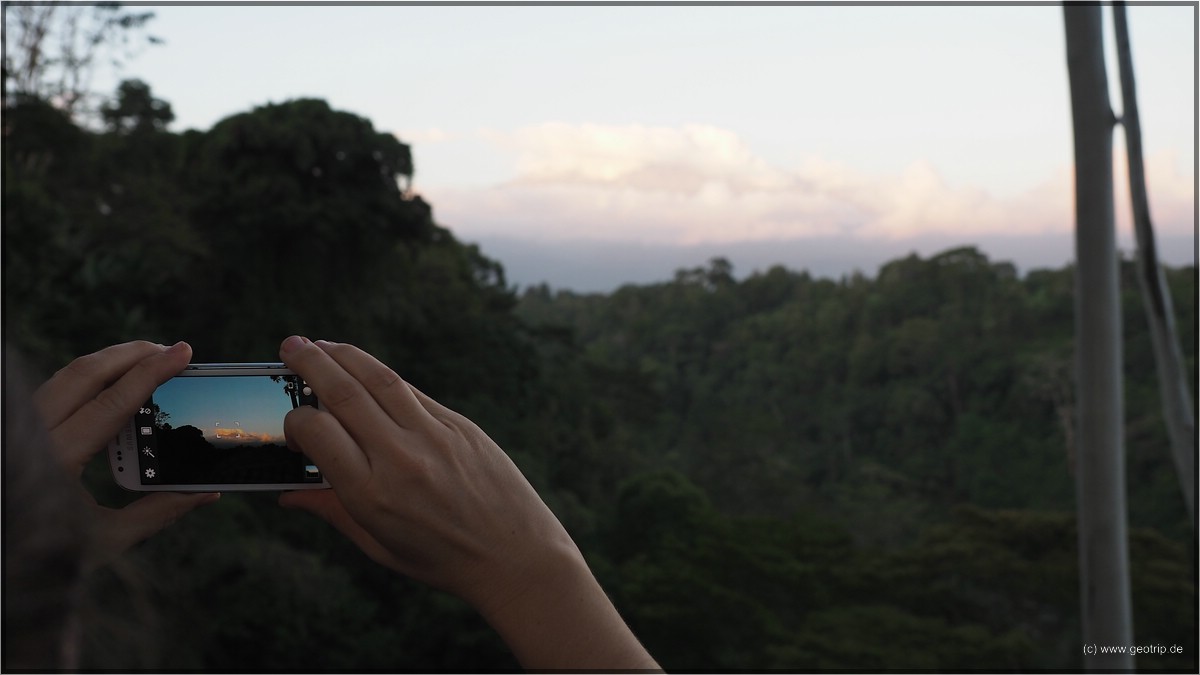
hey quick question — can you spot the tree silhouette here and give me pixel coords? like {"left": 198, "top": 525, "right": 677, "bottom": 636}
{"left": 2, "top": 3, "right": 159, "bottom": 120}
{"left": 100, "top": 79, "right": 174, "bottom": 134}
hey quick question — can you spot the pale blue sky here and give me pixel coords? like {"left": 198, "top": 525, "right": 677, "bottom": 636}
{"left": 92, "top": 2, "right": 1196, "bottom": 289}
{"left": 154, "top": 375, "right": 292, "bottom": 445}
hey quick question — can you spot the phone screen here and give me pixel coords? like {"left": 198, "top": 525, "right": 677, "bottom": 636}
{"left": 134, "top": 373, "right": 323, "bottom": 486}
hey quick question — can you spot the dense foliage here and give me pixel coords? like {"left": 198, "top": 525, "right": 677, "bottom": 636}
{"left": 3, "top": 84, "right": 1195, "bottom": 671}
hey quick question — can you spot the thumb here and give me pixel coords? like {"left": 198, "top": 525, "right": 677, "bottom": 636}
{"left": 279, "top": 489, "right": 368, "bottom": 539}
{"left": 280, "top": 490, "right": 403, "bottom": 572}
{"left": 278, "top": 488, "right": 345, "bottom": 521}
{"left": 88, "top": 492, "right": 220, "bottom": 570}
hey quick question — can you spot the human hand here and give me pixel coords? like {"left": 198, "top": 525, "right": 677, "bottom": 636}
{"left": 33, "top": 341, "right": 220, "bottom": 569}
{"left": 276, "top": 336, "right": 658, "bottom": 670}
{"left": 275, "top": 336, "right": 577, "bottom": 610}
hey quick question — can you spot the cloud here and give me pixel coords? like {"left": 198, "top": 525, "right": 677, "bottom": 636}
{"left": 209, "top": 427, "right": 285, "bottom": 446}
{"left": 482, "top": 123, "right": 794, "bottom": 194}
{"left": 423, "top": 123, "right": 1195, "bottom": 247}
{"left": 1112, "top": 147, "right": 1195, "bottom": 241}
{"left": 397, "top": 127, "right": 455, "bottom": 144}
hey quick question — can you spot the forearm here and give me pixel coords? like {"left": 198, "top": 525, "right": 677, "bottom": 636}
{"left": 477, "top": 541, "right": 660, "bottom": 672}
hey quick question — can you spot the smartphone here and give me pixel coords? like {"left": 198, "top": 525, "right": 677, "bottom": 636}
{"left": 108, "top": 363, "right": 331, "bottom": 492}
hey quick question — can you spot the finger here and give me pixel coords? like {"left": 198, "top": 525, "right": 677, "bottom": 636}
{"left": 48, "top": 342, "right": 193, "bottom": 471}
{"left": 284, "top": 405, "right": 371, "bottom": 488}
{"left": 34, "top": 341, "right": 169, "bottom": 429}
{"left": 313, "top": 340, "right": 443, "bottom": 433}
{"left": 404, "top": 380, "right": 469, "bottom": 428}
{"left": 278, "top": 336, "right": 398, "bottom": 460}
{"left": 87, "top": 492, "right": 220, "bottom": 570}
{"left": 279, "top": 489, "right": 403, "bottom": 571}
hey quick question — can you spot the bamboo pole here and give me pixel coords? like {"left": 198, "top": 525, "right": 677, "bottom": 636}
{"left": 1062, "top": 5, "right": 1135, "bottom": 670}
{"left": 1113, "top": 0, "right": 1197, "bottom": 526}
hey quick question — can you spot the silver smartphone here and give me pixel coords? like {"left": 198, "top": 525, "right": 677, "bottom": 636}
{"left": 108, "top": 363, "right": 331, "bottom": 492}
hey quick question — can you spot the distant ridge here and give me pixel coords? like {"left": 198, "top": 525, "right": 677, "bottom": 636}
{"left": 468, "top": 232, "right": 1198, "bottom": 293}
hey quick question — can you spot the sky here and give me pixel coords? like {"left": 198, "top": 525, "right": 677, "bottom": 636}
{"left": 154, "top": 376, "right": 292, "bottom": 446}
{"left": 89, "top": 2, "right": 1196, "bottom": 291}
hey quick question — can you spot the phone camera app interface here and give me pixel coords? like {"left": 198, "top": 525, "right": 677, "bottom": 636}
{"left": 137, "top": 374, "right": 322, "bottom": 485}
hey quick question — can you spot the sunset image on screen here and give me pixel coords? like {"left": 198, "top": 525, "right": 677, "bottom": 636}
{"left": 152, "top": 375, "right": 295, "bottom": 450}
{"left": 211, "top": 426, "right": 287, "bottom": 447}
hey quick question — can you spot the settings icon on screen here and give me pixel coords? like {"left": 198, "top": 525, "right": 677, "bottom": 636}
{"left": 144, "top": 468, "right": 156, "bottom": 479}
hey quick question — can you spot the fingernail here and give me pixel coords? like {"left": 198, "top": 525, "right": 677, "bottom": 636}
{"left": 201, "top": 492, "right": 221, "bottom": 505}
{"left": 281, "top": 335, "right": 306, "bottom": 354}
{"left": 166, "top": 341, "right": 189, "bottom": 354}
{"left": 315, "top": 339, "right": 337, "bottom": 349}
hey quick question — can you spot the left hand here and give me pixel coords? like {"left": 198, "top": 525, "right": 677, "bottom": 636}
{"left": 33, "top": 340, "right": 219, "bottom": 569}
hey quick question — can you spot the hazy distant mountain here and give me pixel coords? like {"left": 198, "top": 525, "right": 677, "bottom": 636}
{"left": 468, "top": 232, "right": 1197, "bottom": 293}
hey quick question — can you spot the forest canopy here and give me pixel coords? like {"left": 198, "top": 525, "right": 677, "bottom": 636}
{"left": 2, "top": 81, "right": 1196, "bottom": 671}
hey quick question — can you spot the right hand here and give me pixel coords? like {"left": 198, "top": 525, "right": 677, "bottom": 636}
{"left": 276, "top": 336, "right": 658, "bottom": 670}
{"left": 275, "top": 336, "right": 580, "bottom": 614}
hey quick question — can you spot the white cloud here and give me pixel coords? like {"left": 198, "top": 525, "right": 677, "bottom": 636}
{"left": 421, "top": 123, "right": 1195, "bottom": 247}
{"left": 397, "top": 127, "right": 455, "bottom": 144}
{"left": 481, "top": 123, "right": 794, "bottom": 194}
